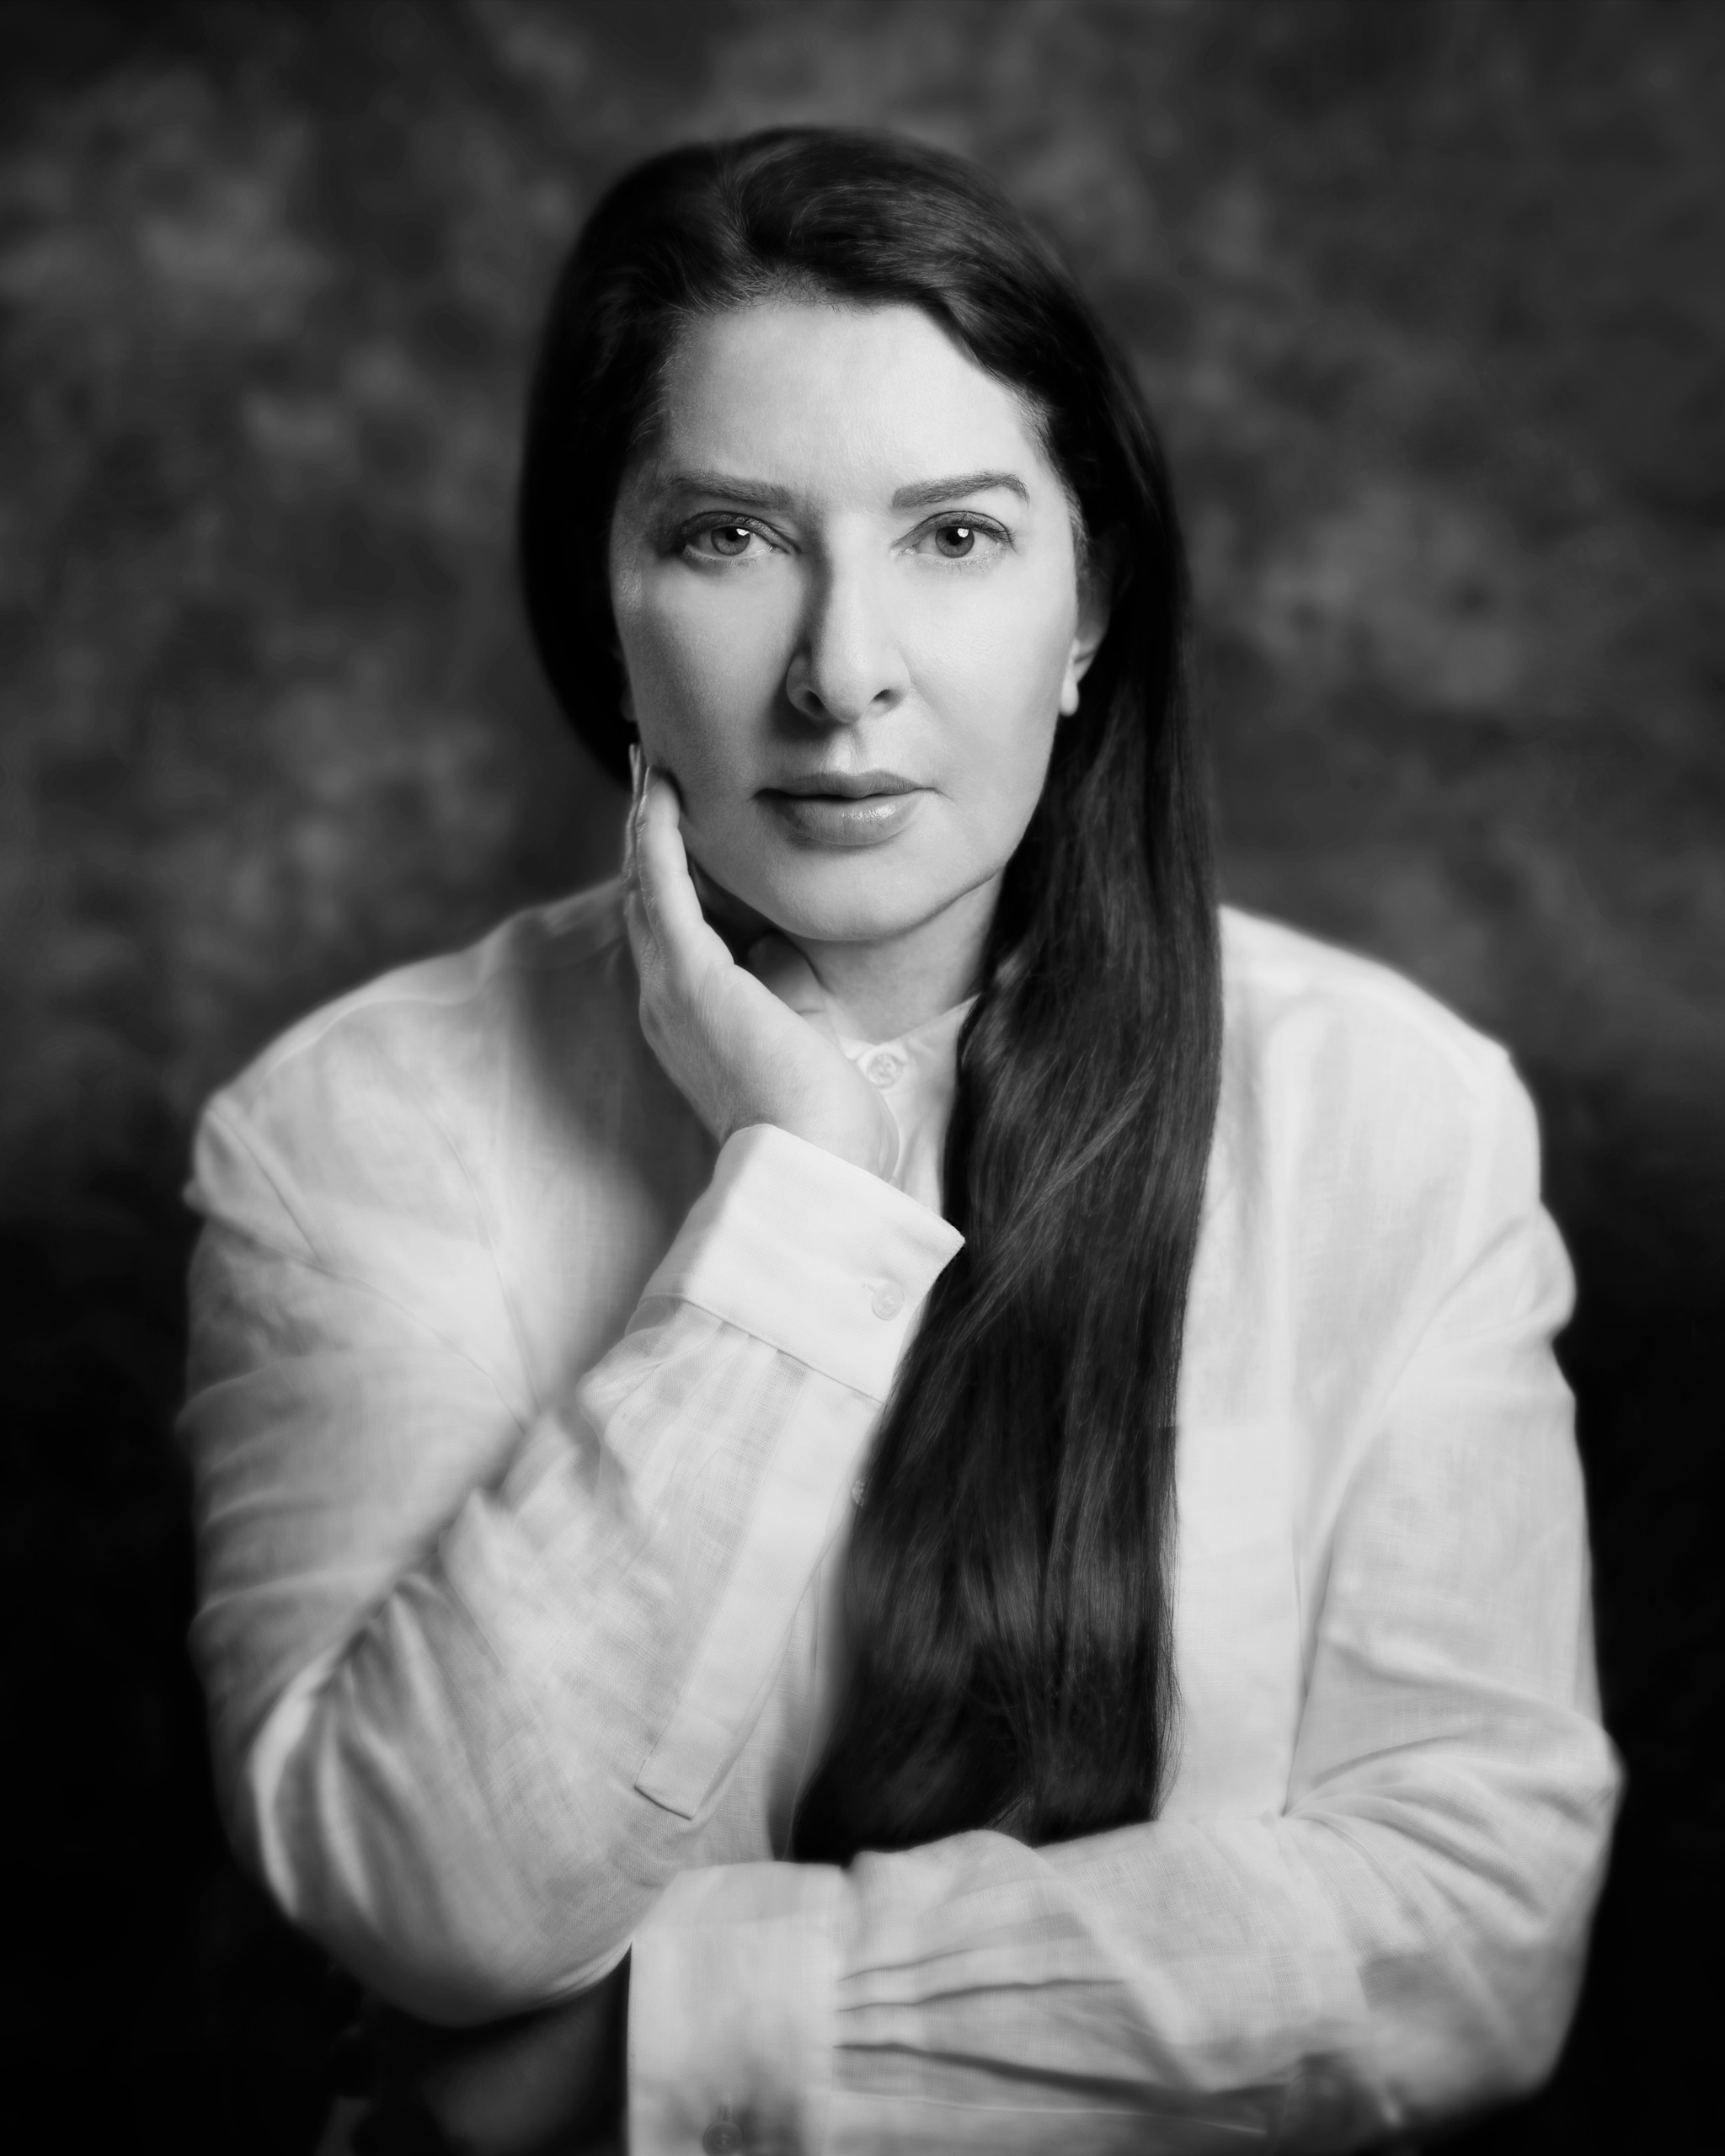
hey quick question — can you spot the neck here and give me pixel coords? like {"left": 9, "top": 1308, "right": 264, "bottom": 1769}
{"left": 789, "top": 875, "right": 998, "bottom": 1043}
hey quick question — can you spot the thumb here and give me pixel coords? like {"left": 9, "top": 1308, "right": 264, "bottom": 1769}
{"left": 747, "top": 935, "right": 844, "bottom": 1047}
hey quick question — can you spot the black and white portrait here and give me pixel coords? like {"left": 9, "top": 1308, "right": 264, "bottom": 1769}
{"left": 3, "top": 6, "right": 1719, "bottom": 2152}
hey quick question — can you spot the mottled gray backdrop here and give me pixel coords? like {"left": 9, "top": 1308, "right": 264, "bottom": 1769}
{"left": 3, "top": 3, "right": 1720, "bottom": 2148}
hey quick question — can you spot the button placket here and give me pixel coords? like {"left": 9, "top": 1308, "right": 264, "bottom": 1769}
{"left": 862, "top": 1048, "right": 905, "bottom": 1090}
{"left": 702, "top": 2100, "right": 745, "bottom": 2153}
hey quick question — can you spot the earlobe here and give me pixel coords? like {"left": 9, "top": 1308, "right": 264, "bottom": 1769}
{"left": 1059, "top": 584, "right": 1110, "bottom": 717}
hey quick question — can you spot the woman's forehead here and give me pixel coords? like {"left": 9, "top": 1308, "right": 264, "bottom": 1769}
{"left": 639, "top": 298, "right": 1056, "bottom": 507}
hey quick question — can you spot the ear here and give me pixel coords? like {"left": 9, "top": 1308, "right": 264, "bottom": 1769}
{"left": 1058, "top": 552, "right": 1113, "bottom": 717}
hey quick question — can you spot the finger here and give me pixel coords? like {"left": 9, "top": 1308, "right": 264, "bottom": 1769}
{"left": 622, "top": 878, "right": 660, "bottom": 1008}
{"left": 688, "top": 856, "right": 772, "bottom": 963}
{"left": 638, "top": 771, "right": 737, "bottom": 995}
{"left": 622, "top": 742, "right": 646, "bottom": 888}
{"left": 633, "top": 770, "right": 713, "bottom": 962}
{"left": 622, "top": 755, "right": 661, "bottom": 977}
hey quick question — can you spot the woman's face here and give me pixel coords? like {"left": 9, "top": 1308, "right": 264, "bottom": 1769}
{"left": 607, "top": 299, "right": 1105, "bottom": 949}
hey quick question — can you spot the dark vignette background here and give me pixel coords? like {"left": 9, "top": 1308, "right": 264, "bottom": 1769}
{"left": 1, "top": 2, "right": 1720, "bottom": 2148}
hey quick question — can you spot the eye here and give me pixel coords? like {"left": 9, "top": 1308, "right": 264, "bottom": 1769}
{"left": 679, "top": 517, "right": 778, "bottom": 563}
{"left": 705, "top": 523, "right": 756, "bottom": 558}
{"left": 910, "top": 514, "right": 1008, "bottom": 563}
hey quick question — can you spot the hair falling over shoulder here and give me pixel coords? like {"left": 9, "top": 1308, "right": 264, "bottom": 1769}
{"left": 518, "top": 127, "right": 1223, "bottom": 1858}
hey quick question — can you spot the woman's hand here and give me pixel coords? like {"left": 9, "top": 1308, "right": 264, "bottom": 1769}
{"left": 352, "top": 1957, "right": 628, "bottom": 2155}
{"left": 623, "top": 755, "right": 900, "bottom": 1180}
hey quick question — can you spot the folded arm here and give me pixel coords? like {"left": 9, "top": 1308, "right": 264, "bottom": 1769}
{"left": 183, "top": 1108, "right": 960, "bottom": 2023}
{"left": 626, "top": 1066, "right": 1622, "bottom": 2154}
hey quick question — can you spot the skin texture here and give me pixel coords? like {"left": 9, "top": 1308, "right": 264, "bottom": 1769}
{"left": 611, "top": 300, "right": 1106, "bottom": 1085}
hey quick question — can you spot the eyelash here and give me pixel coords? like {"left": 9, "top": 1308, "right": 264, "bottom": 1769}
{"left": 678, "top": 517, "right": 779, "bottom": 562}
{"left": 675, "top": 512, "right": 1012, "bottom": 564}
{"left": 914, "top": 515, "right": 1010, "bottom": 563}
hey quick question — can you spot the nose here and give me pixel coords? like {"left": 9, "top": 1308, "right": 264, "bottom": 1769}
{"left": 784, "top": 554, "right": 908, "bottom": 727}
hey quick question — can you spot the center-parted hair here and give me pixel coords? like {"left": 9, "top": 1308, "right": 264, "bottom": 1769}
{"left": 518, "top": 128, "right": 1221, "bottom": 1857}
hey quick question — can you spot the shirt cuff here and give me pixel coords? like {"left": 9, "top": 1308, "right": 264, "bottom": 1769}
{"left": 641, "top": 1124, "right": 964, "bottom": 1401}
{"left": 628, "top": 1860, "right": 842, "bottom": 2156}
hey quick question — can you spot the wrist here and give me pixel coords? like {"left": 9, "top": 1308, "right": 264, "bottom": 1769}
{"left": 764, "top": 1105, "right": 898, "bottom": 1182}
{"left": 720, "top": 1070, "right": 897, "bottom": 1182}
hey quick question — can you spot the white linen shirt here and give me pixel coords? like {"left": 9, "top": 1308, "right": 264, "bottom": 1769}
{"left": 179, "top": 884, "right": 1619, "bottom": 2153}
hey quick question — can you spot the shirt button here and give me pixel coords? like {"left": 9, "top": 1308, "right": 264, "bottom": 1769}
{"left": 862, "top": 1049, "right": 903, "bottom": 1089}
{"left": 702, "top": 2106, "right": 745, "bottom": 2154}
{"left": 871, "top": 1282, "right": 904, "bottom": 1320}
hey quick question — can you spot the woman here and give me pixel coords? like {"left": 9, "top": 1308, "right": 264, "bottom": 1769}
{"left": 181, "top": 130, "right": 1618, "bottom": 2153}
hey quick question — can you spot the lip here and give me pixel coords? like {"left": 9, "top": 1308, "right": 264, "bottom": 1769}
{"left": 765, "top": 768, "right": 920, "bottom": 799}
{"left": 759, "top": 769, "right": 926, "bottom": 847}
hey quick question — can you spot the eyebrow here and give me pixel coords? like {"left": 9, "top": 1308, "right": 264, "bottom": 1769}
{"left": 652, "top": 467, "right": 1032, "bottom": 513}
{"left": 655, "top": 470, "right": 797, "bottom": 510}
{"left": 891, "top": 470, "right": 1030, "bottom": 510}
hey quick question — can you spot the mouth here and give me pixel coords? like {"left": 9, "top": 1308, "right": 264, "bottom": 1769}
{"left": 763, "top": 768, "right": 921, "bottom": 800}
{"left": 759, "top": 769, "right": 925, "bottom": 847}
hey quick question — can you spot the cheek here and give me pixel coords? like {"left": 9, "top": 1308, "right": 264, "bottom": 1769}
{"left": 615, "top": 584, "right": 788, "bottom": 783}
{"left": 914, "top": 585, "right": 1072, "bottom": 819}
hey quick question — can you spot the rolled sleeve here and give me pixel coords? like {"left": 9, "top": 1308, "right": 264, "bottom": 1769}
{"left": 629, "top": 1861, "right": 842, "bottom": 2156}
{"left": 643, "top": 1123, "right": 964, "bottom": 1401}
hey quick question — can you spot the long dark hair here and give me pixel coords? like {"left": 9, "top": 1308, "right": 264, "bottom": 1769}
{"left": 519, "top": 129, "right": 1221, "bottom": 1858}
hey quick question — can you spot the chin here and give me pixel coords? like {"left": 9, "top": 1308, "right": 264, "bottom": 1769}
{"left": 739, "top": 854, "right": 950, "bottom": 947}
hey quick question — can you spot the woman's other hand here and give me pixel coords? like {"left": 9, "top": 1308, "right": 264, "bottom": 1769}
{"left": 349, "top": 1957, "right": 628, "bottom": 2155}
{"left": 623, "top": 754, "right": 900, "bottom": 1180}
